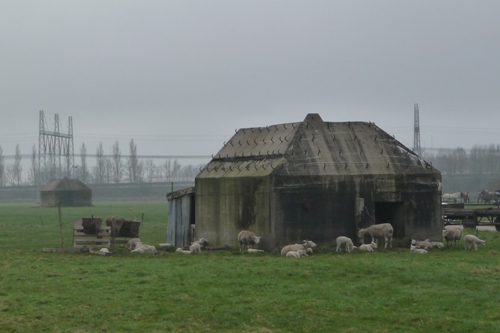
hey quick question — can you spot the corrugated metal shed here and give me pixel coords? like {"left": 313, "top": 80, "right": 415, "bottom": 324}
{"left": 166, "top": 187, "right": 195, "bottom": 247}
{"left": 195, "top": 114, "right": 442, "bottom": 250}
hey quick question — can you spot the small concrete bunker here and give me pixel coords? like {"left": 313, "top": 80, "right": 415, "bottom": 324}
{"left": 195, "top": 114, "right": 442, "bottom": 250}
{"left": 41, "top": 177, "right": 92, "bottom": 207}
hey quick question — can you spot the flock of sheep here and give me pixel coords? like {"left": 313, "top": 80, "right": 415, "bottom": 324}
{"left": 117, "top": 222, "right": 487, "bottom": 256}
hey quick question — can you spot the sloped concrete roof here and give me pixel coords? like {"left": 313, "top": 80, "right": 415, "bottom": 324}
{"left": 41, "top": 177, "right": 91, "bottom": 192}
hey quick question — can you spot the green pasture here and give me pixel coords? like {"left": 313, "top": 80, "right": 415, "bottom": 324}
{"left": 1, "top": 202, "right": 500, "bottom": 333}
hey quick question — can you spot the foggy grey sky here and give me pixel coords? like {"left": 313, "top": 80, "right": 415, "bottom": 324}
{"left": 1, "top": 0, "right": 499, "bottom": 161}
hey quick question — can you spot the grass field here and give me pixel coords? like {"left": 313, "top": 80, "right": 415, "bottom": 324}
{"left": 1, "top": 202, "right": 500, "bottom": 333}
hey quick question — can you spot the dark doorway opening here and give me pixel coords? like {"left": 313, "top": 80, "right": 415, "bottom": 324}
{"left": 374, "top": 202, "right": 405, "bottom": 238}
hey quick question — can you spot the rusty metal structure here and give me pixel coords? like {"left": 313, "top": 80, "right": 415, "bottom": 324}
{"left": 194, "top": 114, "right": 442, "bottom": 250}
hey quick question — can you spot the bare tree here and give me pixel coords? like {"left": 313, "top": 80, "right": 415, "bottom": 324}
{"left": 127, "top": 139, "right": 143, "bottom": 183}
{"left": 145, "top": 159, "right": 155, "bottom": 182}
{"left": 30, "top": 144, "right": 38, "bottom": 185}
{"left": 112, "top": 141, "right": 123, "bottom": 183}
{"left": 93, "top": 143, "right": 106, "bottom": 184}
{"left": 10, "top": 144, "right": 22, "bottom": 185}
{"left": 0, "top": 145, "right": 4, "bottom": 186}
{"left": 104, "top": 158, "right": 113, "bottom": 184}
{"left": 80, "top": 143, "right": 89, "bottom": 183}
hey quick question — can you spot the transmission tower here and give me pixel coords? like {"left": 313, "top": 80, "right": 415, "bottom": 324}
{"left": 38, "top": 110, "right": 75, "bottom": 185}
{"left": 413, "top": 103, "right": 421, "bottom": 156}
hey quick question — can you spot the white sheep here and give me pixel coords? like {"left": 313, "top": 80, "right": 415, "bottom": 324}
{"left": 443, "top": 227, "right": 462, "bottom": 247}
{"left": 358, "top": 223, "right": 393, "bottom": 249}
{"left": 175, "top": 247, "right": 191, "bottom": 254}
{"left": 358, "top": 242, "right": 377, "bottom": 252}
{"left": 430, "top": 241, "right": 445, "bottom": 249}
{"left": 464, "top": 235, "right": 486, "bottom": 251}
{"left": 131, "top": 243, "right": 157, "bottom": 254}
{"left": 411, "top": 239, "right": 433, "bottom": 250}
{"left": 125, "top": 238, "right": 141, "bottom": 250}
{"left": 285, "top": 249, "right": 308, "bottom": 258}
{"left": 189, "top": 238, "right": 208, "bottom": 253}
{"left": 281, "top": 240, "right": 317, "bottom": 256}
{"left": 247, "top": 249, "right": 264, "bottom": 253}
{"left": 336, "top": 236, "right": 357, "bottom": 253}
{"left": 410, "top": 244, "right": 427, "bottom": 254}
{"left": 237, "top": 230, "right": 261, "bottom": 251}
{"left": 306, "top": 248, "right": 313, "bottom": 255}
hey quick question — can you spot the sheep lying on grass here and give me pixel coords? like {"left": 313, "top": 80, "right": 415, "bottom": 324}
{"left": 410, "top": 244, "right": 427, "bottom": 254}
{"left": 176, "top": 247, "right": 191, "bottom": 254}
{"left": 358, "top": 242, "right": 377, "bottom": 252}
{"left": 237, "top": 231, "right": 261, "bottom": 251}
{"left": 247, "top": 249, "right": 264, "bottom": 253}
{"left": 430, "top": 241, "right": 445, "bottom": 249}
{"left": 411, "top": 239, "right": 433, "bottom": 250}
{"left": 358, "top": 223, "right": 393, "bottom": 249}
{"left": 285, "top": 249, "right": 308, "bottom": 258}
{"left": 125, "top": 238, "right": 141, "bottom": 250}
{"left": 443, "top": 227, "right": 462, "bottom": 247}
{"left": 131, "top": 243, "right": 157, "bottom": 254}
{"left": 336, "top": 236, "right": 357, "bottom": 253}
{"left": 281, "top": 240, "right": 317, "bottom": 256}
{"left": 464, "top": 235, "right": 486, "bottom": 251}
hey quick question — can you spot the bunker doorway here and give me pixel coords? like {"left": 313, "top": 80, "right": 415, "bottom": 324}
{"left": 374, "top": 202, "right": 405, "bottom": 238}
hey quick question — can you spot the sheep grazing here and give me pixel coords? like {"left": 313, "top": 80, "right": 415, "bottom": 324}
{"left": 464, "top": 235, "right": 486, "bottom": 251}
{"left": 410, "top": 244, "right": 427, "bottom": 254}
{"left": 131, "top": 243, "right": 157, "bottom": 254}
{"left": 443, "top": 227, "right": 462, "bottom": 247}
{"left": 247, "top": 249, "right": 264, "bottom": 253}
{"left": 336, "top": 236, "right": 357, "bottom": 253}
{"left": 285, "top": 249, "right": 308, "bottom": 258}
{"left": 358, "top": 223, "right": 394, "bottom": 249}
{"left": 281, "top": 240, "right": 317, "bottom": 256}
{"left": 176, "top": 247, "right": 191, "bottom": 254}
{"left": 125, "top": 238, "right": 141, "bottom": 250}
{"left": 358, "top": 242, "right": 377, "bottom": 252}
{"left": 237, "top": 230, "right": 261, "bottom": 251}
{"left": 411, "top": 239, "right": 433, "bottom": 250}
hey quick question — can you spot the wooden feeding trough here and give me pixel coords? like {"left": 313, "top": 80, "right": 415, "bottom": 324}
{"left": 73, "top": 216, "right": 142, "bottom": 249}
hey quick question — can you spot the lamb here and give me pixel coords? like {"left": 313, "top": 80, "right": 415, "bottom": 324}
{"left": 410, "top": 244, "right": 427, "bottom": 254}
{"left": 430, "top": 241, "right": 445, "bottom": 249}
{"left": 358, "top": 223, "right": 393, "bottom": 249}
{"left": 237, "top": 230, "right": 261, "bottom": 251}
{"left": 336, "top": 236, "right": 357, "bottom": 253}
{"left": 411, "top": 239, "right": 433, "bottom": 250}
{"left": 131, "top": 243, "right": 157, "bottom": 254}
{"left": 281, "top": 240, "right": 317, "bottom": 256}
{"left": 464, "top": 235, "right": 486, "bottom": 251}
{"left": 176, "top": 247, "right": 191, "bottom": 254}
{"left": 443, "top": 227, "right": 462, "bottom": 247}
{"left": 125, "top": 238, "right": 141, "bottom": 250}
{"left": 247, "top": 249, "right": 264, "bottom": 253}
{"left": 358, "top": 242, "right": 377, "bottom": 252}
{"left": 189, "top": 238, "right": 208, "bottom": 253}
{"left": 285, "top": 249, "right": 308, "bottom": 258}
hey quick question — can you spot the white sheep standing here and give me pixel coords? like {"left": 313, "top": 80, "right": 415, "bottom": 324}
{"left": 411, "top": 239, "right": 433, "bottom": 250}
{"left": 176, "top": 247, "right": 192, "bottom": 254}
{"left": 237, "top": 230, "right": 261, "bottom": 251}
{"left": 464, "top": 235, "right": 486, "bottom": 251}
{"left": 285, "top": 249, "right": 308, "bottom": 258}
{"left": 443, "top": 227, "right": 462, "bottom": 247}
{"left": 410, "top": 244, "right": 427, "bottom": 254}
{"left": 281, "top": 240, "right": 317, "bottom": 256}
{"left": 358, "top": 242, "right": 377, "bottom": 252}
{"left": 247, "top": 249, "right": 265, "bottom": 253}
{"left": 336, "top": 236, "right": 357, "bottom": 253}
{"left": 358, "top": 223, "right": 394, "bottom": 249}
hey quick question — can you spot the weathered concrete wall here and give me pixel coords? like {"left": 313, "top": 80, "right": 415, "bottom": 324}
{"left": 195, "top": 176, "right": 271, "bottom": 249}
